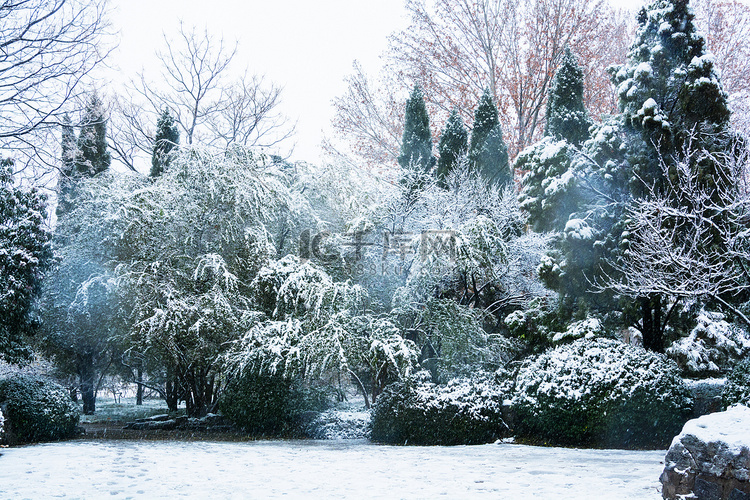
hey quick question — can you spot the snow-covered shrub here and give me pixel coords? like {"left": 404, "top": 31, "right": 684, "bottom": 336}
{"left": 512, "top": 338, "right": 692, "bottom": 448}
{"left": 370, "top": 375, "right": 509, "bottom": 445}
{"left": 218, "top": 372, "right": 329, "bottom": 437}
{"left": 0, "top": 406, "right": 4, "bottom": 442}
{"left": 666, "top": 311, "right": 750, "bottom": 377}
{"left": 722, "top": 358, "right": 750, "bottom": 408}
{"left": 0, "top": 374, "right": 80, "bottom": 444}
{"left": 551, "top": 317, "right": 604, "bottom": 344}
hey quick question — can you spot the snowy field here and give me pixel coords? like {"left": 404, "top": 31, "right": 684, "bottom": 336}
{"left": 0, "top": 440, "right": 665, "bottom": 499}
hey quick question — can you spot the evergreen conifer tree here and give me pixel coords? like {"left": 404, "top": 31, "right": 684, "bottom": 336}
{"left": 468, "top": 89, "right": 498, "bottom": 165}
{"left": 74, "top": 92, "right": 110, "bottom": 177}
{"left": 545, "top": 47, "right": 592, "bottom": 147}
{"left": 56, "top": 113, "right": 77, "bottom": 218}
{"left": 436, "top": 108, "right": 468, "bottom": 185}
{"left": 477, "top": 125, "right": 511, "bottom": 186}
{"left": 613, "top": 0, "right": 730, "bottom": 197}
{"left": 151, "top": 109, "right": 180, "bottom": 178}
{"left": 539, "top": 0, "right": 733, "bottom": 352}
{"left": 469, "top": 90, "right": 510, "bottom": 185}
{"left": 398, "top": 84, "right": 435, "bottom": 172}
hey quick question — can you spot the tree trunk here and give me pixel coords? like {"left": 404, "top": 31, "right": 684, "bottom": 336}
{"left": 136, "top": 367, "right": 143, "bottom": 406}
{"left": 640, "top": 295, "right": 665, "bottom": 353}
{"left": 165, "top": 371, "right": 179, "bottom": 412}
{"left": 78, "top": 354, "right": 97, "bottom": 415}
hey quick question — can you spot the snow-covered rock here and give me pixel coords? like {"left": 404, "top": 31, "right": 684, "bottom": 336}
{"left": 661, "top": 405, "right": 750, "bottom": 499}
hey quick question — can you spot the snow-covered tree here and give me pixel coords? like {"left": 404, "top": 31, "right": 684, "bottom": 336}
{"left": 516, "top": 139, "right": 581, "bottom": 233}
{"left": 529, "top": 0, "right": 737, "bottom": 353}
{"left": 150, "top": 109, "right": 179, "bottom": 178}
{"left": 545, "top": 47, "right": 591, "bottom": 147}
{"left": 224, "top": 255, "right": 417, "bottom": 407}
{"left": 74, "top": 92, "right": 111, "bottom": 177}
{"left": 398, "top": 84, "right": 435, "bottom": 173}
{"left": 436, "top": 109, "right": 468, "bottom": 185}
{"left": 0, "top": 160, "right": 53, "bottom": 363}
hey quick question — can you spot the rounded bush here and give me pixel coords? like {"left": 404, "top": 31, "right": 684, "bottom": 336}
{"left": 218, "top": 372, "right": 329, "bottom": 436}
{"left": 0, "top": 374, "right": 80, "bottom": 444}
{"left": 370, "top": 376, "right": 509, "bottom": 445}
{"left": 512, "top": 338, "right": 692, "bottom": 449}
{"left": 722, "top": 358, "right": 750, "bottom": 408}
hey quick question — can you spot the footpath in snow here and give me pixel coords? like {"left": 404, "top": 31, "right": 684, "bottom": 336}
{"left": 0, "top": 440, "right": 664, "bottom": 499}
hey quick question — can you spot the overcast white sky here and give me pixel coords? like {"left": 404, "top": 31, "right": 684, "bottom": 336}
{"left": 107, "top": 0, "right": 646, "bottom": 165}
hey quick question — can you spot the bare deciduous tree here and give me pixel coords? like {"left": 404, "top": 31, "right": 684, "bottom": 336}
{"left": 115, "top": 23, "right": 294, "bottom": 171}
{"left": 0, "top": 0, "right": 111, "bottom": 178}
{"left": 332, "top": 0, "right": 631, "bottom": 166}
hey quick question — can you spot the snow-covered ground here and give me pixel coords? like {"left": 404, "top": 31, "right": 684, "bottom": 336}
{"left": 0, "top": 440, "right": 664, "bottom": 499}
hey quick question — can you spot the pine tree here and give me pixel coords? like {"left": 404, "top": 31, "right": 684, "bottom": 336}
{"left": 436, "top": 109, "right": 468, "bottom": 185}
{"left": 151, "top": 109, "right": 180, "bottom": 178}
{"left": 469, "top": 90, "right": 510, "bottom": 185}
{"left": 56, "top": 113, "right": 77, "bottom": 218}
{"left": 545, "top": 47, "right": 591, "bottom": 147}
{"left": 398, "top": 84, "right": 435, "bottom": 172}
{"left": 75, "top": 92, "right": 110, "bottom": 177}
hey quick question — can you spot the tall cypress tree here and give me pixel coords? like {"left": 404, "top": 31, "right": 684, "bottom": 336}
{"left": 545, "top": 47, "right": 591, "bottom": 147}
{"left": 75, "top": 92, "right": 111, "bottom": 177}
{"left": 398, "top": 84, "right": 435, "bottom": 172}
{"left": 436, "top": 108, "right": 468, "bottom": 185}
{"left": 477, "top": 124, "right": 511, "bottom": 187}
{"left": 57, "top": 113, "right": 77, "bottom": 218}
{"left": 151, "top": 109, "right": 180, "bottom": 178}
{"left": 469, "top": 89, "right": 510, "bottom": 185}
{"left": 468, "top": 89, "right": 498, "bottom": 166}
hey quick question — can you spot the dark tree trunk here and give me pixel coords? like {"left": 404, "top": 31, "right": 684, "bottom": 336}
{"left": 78, "top": 354, "right": 97, "bottom": 415}
{"left": 165, "top": 370, "right": 179, "bottom": 412}
{"left": 640, "top": 295, "right": 665, "bottom": 353}
{"left": 136, "top": 367, "right": 143, "bottom": 406}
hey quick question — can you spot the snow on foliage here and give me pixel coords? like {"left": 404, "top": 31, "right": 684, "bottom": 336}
{"left": 513, "top": 338, "right": 692, "bottom": 447}
{"left": 666, "top": 311, "right": 750, "bottom": 377}
{"left": 226, "top": 256, "right": 417, "bottom": 403}
{"left": 0, "top": 162, "right": 53, "bottom": 362}
{"left": 551, "top": 317, "right": 603, "bottom": 343}
{"left": 370, "top": 375, "right": 509, "bottom": 445}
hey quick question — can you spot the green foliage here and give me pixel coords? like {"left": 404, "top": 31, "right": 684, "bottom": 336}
{"left": 512, "top": 338, "right": 693, "bottom": 448}
{"left": 516, "top": 138, "right": 581, "bottom": 233}
{"left": 0, "top": 374, "right": 80, "bottom": 444}
{"left": 0, "top": 162, "right": 53, "bottom": 363}
{"left": 370, "top": 376, "right": 509, "bottom": 445}
{"left": 57, "top": 112, "right": 77, "bottom": 218}
{"left": 398, "top": 84, "right": 435, "bottom": 172}
{"left": 722, "top": 358, "right": 750, "bottom": 408}
{"left": 476, "top": 125, "right": 511, "bottom": 187}
{"left": 151, "top": 108, "right": 180, "bottom": 178}
{"left": 74, "top": 92, "right": 110, "bottom": 177}
{"left": 545, "top": 47, "right": 591, "bottom": 147}
{"left": 469, "top": 89, "right": 509, "bottom": 185}
{"left": 218, "top": 372, "right": 329, "bottom": 436}
{"left": 436, "top": 108, "right": 468, "bottom": 185}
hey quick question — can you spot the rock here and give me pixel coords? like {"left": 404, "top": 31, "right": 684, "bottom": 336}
{"left": 661, "top": 405, "right": 750, "bottom": 499}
